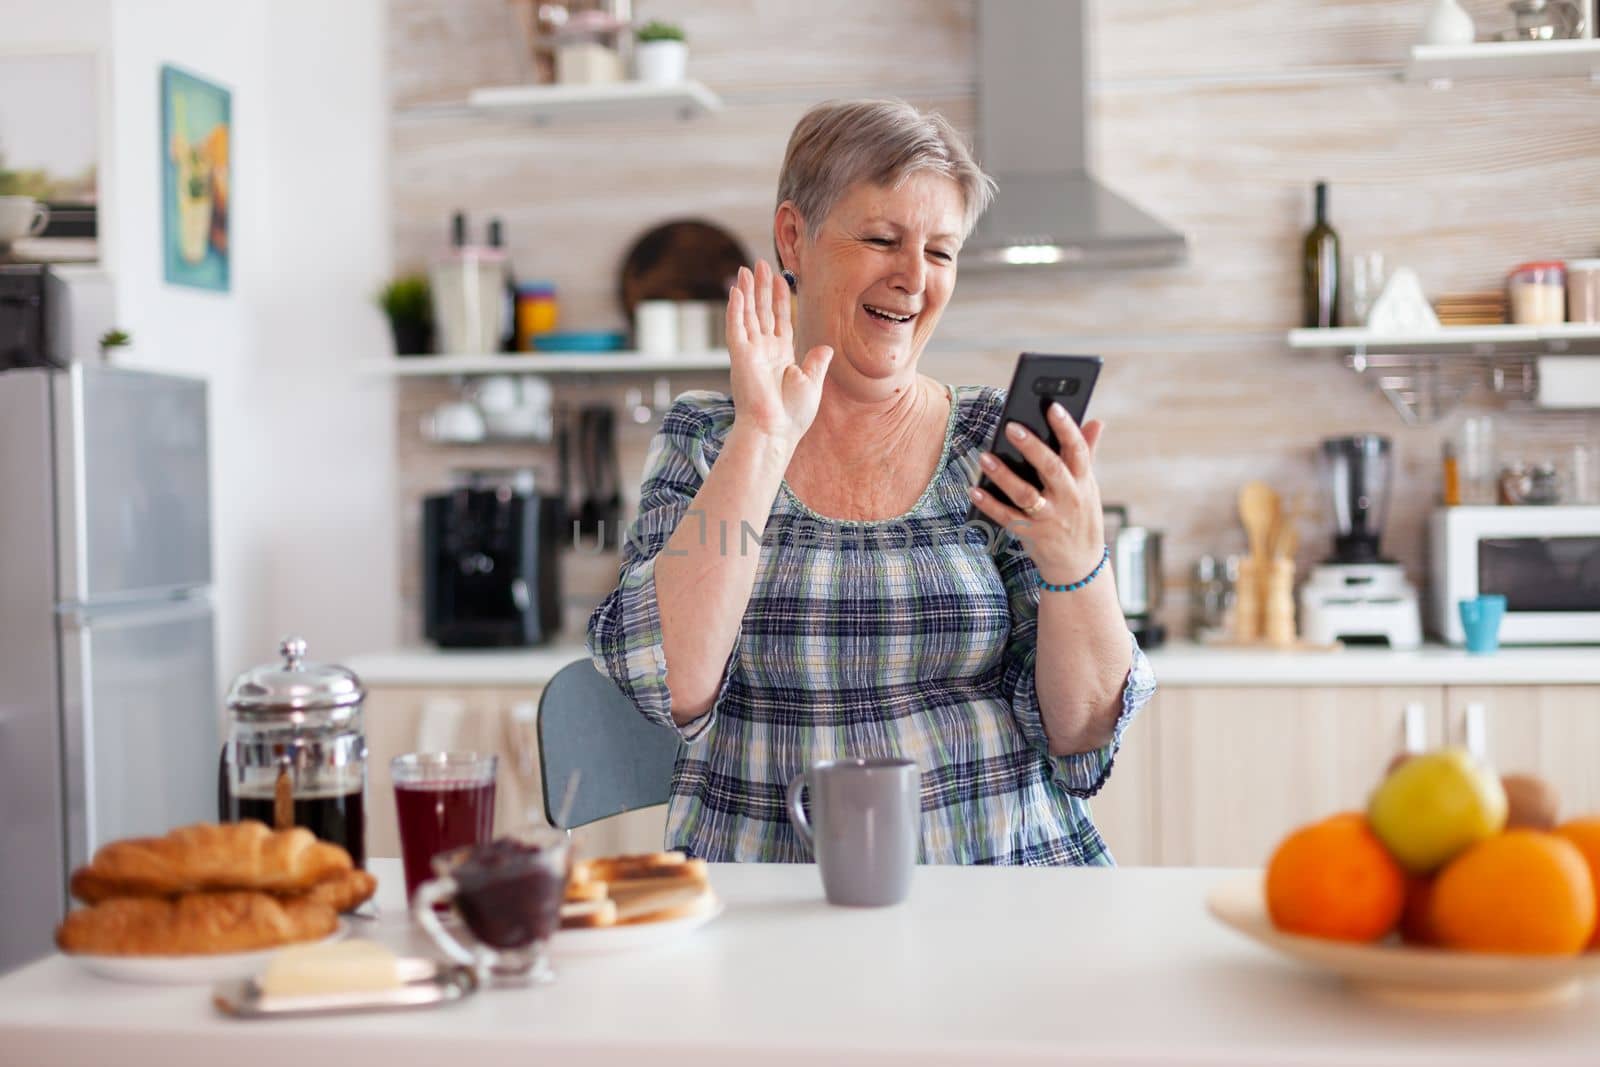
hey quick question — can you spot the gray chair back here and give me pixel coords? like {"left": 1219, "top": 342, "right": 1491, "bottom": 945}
{"left": 537, "top": 658, "right": 679, "bottom": 829}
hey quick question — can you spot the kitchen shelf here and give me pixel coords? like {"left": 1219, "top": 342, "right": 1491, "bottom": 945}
{"left": 1286, "top": 325, "right": 1600, "bottom": 425}
{"left": 1404, "top": 38, "right": 1600, "bottom": 84}
{"left": 1287, "top": 323, "right": 1600, "bottom": 354}
{"left": 466, "top": 80, "right": 722, "bottom": 123}
{"left": 372, "top": 351, "right": 730, "bottom": 377}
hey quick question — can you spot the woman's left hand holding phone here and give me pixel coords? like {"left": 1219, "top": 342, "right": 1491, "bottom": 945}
{"left": 968, "top": 404, "right": 1108, "bottom": 586}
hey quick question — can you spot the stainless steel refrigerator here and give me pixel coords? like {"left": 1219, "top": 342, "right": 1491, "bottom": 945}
{"left": 0, "top": 364, "right": 218, "bottom": 972}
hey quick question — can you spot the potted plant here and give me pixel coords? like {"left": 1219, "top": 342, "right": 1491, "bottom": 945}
{"left": 98, "top": 328, "right": 132, "bottom": 362}
{"left": 633, "top": 20, "right": 687, "bottom": 84}
{"left": 377, "top": 274, "right": 434, "bottom": 356}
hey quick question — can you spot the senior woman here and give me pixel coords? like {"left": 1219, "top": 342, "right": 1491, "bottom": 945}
{"left": 589, "top": 99, "right": 1156, "bottom": 865}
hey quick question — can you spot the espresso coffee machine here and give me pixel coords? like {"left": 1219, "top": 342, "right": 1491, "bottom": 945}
{"left": 1299, "top": 435, "right": 1422, "bottom": 649}
{"left": 423, "top": 470, "right": 563, "bottom": 648}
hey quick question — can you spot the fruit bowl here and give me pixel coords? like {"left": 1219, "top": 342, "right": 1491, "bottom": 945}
{"left": 1207, "top": 874, "right": 1600, "bottom": 1010}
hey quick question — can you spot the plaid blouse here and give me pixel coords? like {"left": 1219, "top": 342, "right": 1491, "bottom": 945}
{"left": 588, "top": 385, "right": 1157, "bottom": 865}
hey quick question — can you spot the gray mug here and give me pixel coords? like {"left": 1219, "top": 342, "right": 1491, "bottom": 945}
{"left": 785, "top": 757, "right": 921, "bottom": 907}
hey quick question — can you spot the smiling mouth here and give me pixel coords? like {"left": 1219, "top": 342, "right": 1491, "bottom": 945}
{"left": 863, "top": 303, "right": 916, "bottom": 324}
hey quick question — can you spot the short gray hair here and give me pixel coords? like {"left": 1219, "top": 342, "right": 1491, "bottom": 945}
{"left": 774, "top": 99, "right": 995, "bottom": 259}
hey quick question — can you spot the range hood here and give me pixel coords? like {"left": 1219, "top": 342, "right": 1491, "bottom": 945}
{"left": 965, "top": 0, "right": 1187, "bottom": 270}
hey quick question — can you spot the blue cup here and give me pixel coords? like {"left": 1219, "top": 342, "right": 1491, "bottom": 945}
{"left": 1458, "top": 595, "right": 1508, "bottom": 654}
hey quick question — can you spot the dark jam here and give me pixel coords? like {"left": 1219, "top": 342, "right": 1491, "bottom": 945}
{"left": 453, "top": 838, "right": 567, "bottom": 949}
{"left": 233, "top": 790, "right": 367, "bottom": 868}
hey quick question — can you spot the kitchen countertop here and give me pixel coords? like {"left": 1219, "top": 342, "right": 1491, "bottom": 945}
{"left": 4, "top": 859, "right": 1598, "bottom": 1066}
{"left": 1144, "top": 642, "right": 1600, "bottom": 686}
{"left": 345, "top": 641, "right": 1600, "bottom": 688}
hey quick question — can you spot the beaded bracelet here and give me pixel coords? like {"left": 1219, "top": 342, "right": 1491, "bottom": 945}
{"left": 1039, "top": 545, "right": 1111, "bottom": 593}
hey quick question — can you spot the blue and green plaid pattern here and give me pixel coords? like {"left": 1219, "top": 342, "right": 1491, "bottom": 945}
{"left": 588, "top": 385, "right": 1156, "bottom": 865}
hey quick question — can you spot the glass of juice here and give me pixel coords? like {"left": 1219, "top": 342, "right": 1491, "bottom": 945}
{"left": 391, "top": 752, "right": 498, "bottom": 903}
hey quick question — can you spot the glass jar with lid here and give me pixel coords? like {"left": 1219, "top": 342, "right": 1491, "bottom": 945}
{"left": 1507, "top": 261, "right": 1566, "bottom": 325}
{"left": 218, "top": 636, "right": 368, "bottom": 866}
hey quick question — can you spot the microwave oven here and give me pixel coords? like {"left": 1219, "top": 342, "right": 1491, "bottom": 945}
{"left": 1429, "top": 506, "right": 1600, "bottom": 645}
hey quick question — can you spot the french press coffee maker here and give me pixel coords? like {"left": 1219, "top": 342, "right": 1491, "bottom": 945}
{"left": 218, "top": 636, "right": 369, "bottom": 866}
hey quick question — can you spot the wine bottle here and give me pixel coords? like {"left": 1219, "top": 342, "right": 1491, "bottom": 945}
{"left": 1302, "top": 181, "right": 1340, "bottom": 329}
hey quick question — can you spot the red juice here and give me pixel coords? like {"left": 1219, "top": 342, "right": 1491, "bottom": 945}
{"left": 395, "top": 779, "right": 497, "bottom": 902}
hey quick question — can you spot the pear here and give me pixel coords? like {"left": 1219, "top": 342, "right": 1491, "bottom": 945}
{"left": 1367, "top": 748, "right": 1508, "bottom": 875}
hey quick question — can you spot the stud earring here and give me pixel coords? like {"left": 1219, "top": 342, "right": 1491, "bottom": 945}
{"left": 781, "top": 269, "right": 797, "bottom": 292}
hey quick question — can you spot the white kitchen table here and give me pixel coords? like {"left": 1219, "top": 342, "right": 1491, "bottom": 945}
{"left": 4, "top": 859, "right": 1599, "bottom": 1066}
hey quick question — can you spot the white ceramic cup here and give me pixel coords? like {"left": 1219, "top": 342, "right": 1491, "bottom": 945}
{"left": 474, "top": 375, "right": 519, "bottom": 414}
{"left": 0, "top": 197, "right": 50, "bottom": 244}
{"left": 421, "top": 401, "right": 486, "bottom": 444}
{"left": 676, "top": 301, "right": 714, "bottom": 354}
{"left": 634, "top": 300, "right": 678, "bottom": 355}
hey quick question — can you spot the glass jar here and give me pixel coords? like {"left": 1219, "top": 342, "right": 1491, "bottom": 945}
{"left": 1189, "top": 554, "right": 1232, "bottom": 641}
{"left": 1566, "top": 259, "right": 1600, "bottom": 324}
{"left": 515, "top": 281, "right": 559, "bottom": 350}
{"left": 1507, "top": 261, "right": 1566, "bottom": 326}
{"left": 218, "top": 636, "right": 368, "bottom": 866}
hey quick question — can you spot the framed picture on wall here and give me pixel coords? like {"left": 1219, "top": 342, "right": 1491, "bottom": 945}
{"left": 0, "top": 51, "right": 100, "bottom": 261}
{"left": 160, "top": 64, "right": 230, "bottom": 292}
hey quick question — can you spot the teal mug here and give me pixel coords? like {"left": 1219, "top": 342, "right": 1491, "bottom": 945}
{"left": 1458, "top": 595, "right": 1508, "bottom": 655}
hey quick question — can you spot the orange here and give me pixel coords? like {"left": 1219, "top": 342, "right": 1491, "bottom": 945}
{"left": 1554, "top": 817, "right": 1600, "bottom": 949}
{"left": 1265, "top": 812, "right": 1405, "bottom": 942}
{"left": 1431, "top": 830, "right": 1596, "bottom": 955}
{"left": 1398, "top": 873, "right": 1441, "bottom": 946}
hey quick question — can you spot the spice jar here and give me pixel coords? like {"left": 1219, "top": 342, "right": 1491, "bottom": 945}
{"left": 1507, "top": 261, "right": 1566, "bottom": 325}
{"left": 1566, "top": 259, "right": 1600, "bottom": 324}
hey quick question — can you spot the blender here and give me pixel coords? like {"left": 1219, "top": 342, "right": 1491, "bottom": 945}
{"left": 1298, "top": 435, "right": 1423, "bottom": 649}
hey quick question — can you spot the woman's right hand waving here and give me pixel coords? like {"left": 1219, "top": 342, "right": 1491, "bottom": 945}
{"left": 726, "top": 260, "right": 833, "bottom": 450}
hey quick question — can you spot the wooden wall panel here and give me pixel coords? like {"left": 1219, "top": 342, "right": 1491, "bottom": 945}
{"left": 388, "top": 0, "right": 1600, "bottom": 645}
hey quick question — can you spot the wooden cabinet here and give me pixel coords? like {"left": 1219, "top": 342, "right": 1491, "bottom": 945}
{"left": 364, "top": 685, "right": 667, "bottom": 863}
{"left": 1087, "top": 699, "right": 1158, "bottom": 866}
{"left": 1443, "top": 685, "right": 1600, "bottom": 818}
{"left": 357, "top": 678, "right": 1600, "bottom": 872}
{"left": 1150, "top": 686, "right": 1445, "bottom": 868}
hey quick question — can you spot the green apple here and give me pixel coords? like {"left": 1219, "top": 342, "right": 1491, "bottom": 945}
{"left": 1367, "top": 748, "right": 1508, "bottom": 874}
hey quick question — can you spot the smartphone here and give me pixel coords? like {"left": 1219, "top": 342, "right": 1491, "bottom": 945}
{"left": 966, "top": 353, "right": 1102, "bottom": 532}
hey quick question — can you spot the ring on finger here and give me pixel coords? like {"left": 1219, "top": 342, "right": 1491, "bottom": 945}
{"left": 1021, "top": 494, "right": 1047, "bottom": 518}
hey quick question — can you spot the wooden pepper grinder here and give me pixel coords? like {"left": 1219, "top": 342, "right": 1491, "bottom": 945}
{"left": 1233, "top": 482, "right": 1279, "bottom": 643}
{"left": 1263, "top": 496, "right": 1302, "bottom": 647}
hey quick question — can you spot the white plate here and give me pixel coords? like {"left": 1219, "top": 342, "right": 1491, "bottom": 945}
{"left": 553, "top": 898, "right": 724, "bottom": 956}
{"left": 1207, "top": 874, "right": 1600, "bottom": 1010}
{"left": 68, "top": 922, "right": 348, "bottom": 986}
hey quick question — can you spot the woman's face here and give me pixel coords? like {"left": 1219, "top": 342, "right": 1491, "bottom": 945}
{"left": 785, "top": 172, "right": 965, "bottom": 382}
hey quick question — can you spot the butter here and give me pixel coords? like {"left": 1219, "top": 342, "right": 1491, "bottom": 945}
{"left": 258, "top": 940, "right": 402, "bottom": 998}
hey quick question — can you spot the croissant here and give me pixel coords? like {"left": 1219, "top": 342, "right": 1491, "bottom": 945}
{"left": 55, "top": 891, "right": 338, "bottom": 956}
{"left": 69, "top": 821, "right": 352, "bottom": 903}
{"left": 296, "top": 868, "right": 378, "bottom": 914}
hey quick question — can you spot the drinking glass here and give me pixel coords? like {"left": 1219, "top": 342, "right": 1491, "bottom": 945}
{"left": 392, "top": 752, "right": 498, "bottom": 902}
{"left": 1458, "top": 415, "right": 1497, "bottom": 506}
{"left": 1349, "top": 251, "right": 1387, "bottom": 326}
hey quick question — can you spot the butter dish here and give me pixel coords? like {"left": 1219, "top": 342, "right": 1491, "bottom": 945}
{"left": 212, "top": 957, "right": 476, "bottom": 1019}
